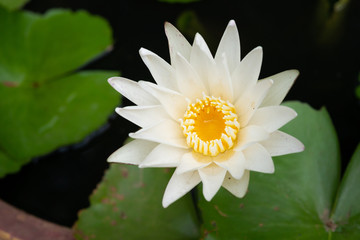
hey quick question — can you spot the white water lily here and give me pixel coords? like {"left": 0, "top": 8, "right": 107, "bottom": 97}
{"left": 108, "top": 20, "right": 304, "bottom": 208}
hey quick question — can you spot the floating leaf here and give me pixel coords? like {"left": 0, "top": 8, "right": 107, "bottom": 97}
{"left": 0, "top": 0, "right": 29, "bottom": 11}
{"left": 199, "top": 101, "right": 342, "bottom": 239}
{"left": 331, "top": 144, "right": 360, "bottom": 239}
{"left": 74, "top": 164, "right": 200, "bottom": 240}
{"left": 0, "top": 8, "right": 119, "bottom": 177}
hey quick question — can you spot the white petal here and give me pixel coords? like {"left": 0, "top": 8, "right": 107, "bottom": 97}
{"left": 189, "top": 33, "right": 216, "bottom": 93}
{"left": 243, "top": 143, "right": 274, "bottom": 173}
{"left": 222, "top": 170, "right": 250, "bottom": 198}
{"left": 199, "top": 164, "right": 227, "bottom": 201}
{"left": 210, "top": 53, "right": 234, "bottom": 101}
{"left": 129, "top": 119, "right": 188, "bottom": 149}
{"left": 108, "top": 77, "right": 158, "bottom": 106}
{"left": 162, "top": 171, "right": 201, "bottom": 208}
{"left": 107, "top": 139, "right": 158, "bottom": 165}
{"left": 173, "top": 52, "right": 206, "bottom": 101}
{"left": 214, "top": 151, "right": 246, "bottom": 179}
{"left": 176, "top": 152, "right": 211, "bottom": 174}
{"left": 215, "top": 20, "right": 240, "bottom": 73}
{"left": 261, "top": 130, "right": 304, "bottom": 156}
{"left": 232, "top": 46, "right": 263, "bottom": 101}
{"left": 116, "top": 105, "right": 169, "bottom": 128}
{"left": 235, "top": 79, "right": 273, "bottom": 127}
{"left": 234, "top": 125, "right": 270, "bottom": 151}
{"left": 139, "top": 81, "right": 188, "bottom": 120}
{"left": 260, "top": 69, "right": 299, "bottom": 107}
{"left": 165, "top": 22, "right": 192, "bottom": 64}
{"left": 139, "top": 48, "right": 178, "bottom": 91}
{"left": 140, "top": 144, "right": 188, "bottom": 168}
{"left": 248, "top": 105, "right": 297, "bottom": 133}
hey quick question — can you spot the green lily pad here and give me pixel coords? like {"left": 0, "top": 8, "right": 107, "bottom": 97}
{"left": 0, "top": 8, "right": 119, "bottom": 177}
{"left": 331, "top": 144, "right": 360, "bottom": 239}
{"left": 199, "top": 101, "right": 342, "bottom": 239}
{"left": 0, "top": 0, "right": 29, "bottom": 11}
{"left": 74, "top": 164, "right": 200, "bottom": 240}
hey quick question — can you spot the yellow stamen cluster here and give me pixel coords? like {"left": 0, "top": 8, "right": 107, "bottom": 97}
{"left": 180, "top": 95, "right": 240, "bottom": 157}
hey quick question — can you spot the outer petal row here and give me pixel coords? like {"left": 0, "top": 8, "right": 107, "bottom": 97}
{"left": 165, "top": 22, "right": 192, "bottom": 64}
{"left": 107, "top": 139, "right": 158, "bottom": 164}
{"left": 215, "top": 20, "right": 241, "bottom": 74}
{"left": 108, "top": 77, "right": 159, "bottom": 106}
{"left": 139, "top": 81, "right": 188, "bottom": 121}
{"left": 231, "top": 46, "right": 263, "bottom": 101}
{"left": 116, "top": 105, "right": 169, "bottom": 129}
{"left": 162, "top": 170, "right": 201, "bottom": 208}
{"left": 248, "top": 105, "right": 297, "bottom": 133}
{"left": 129, "top": 119, "right": 188, "bottom": 149}
{"left": 139, "top": 48, "right": 178, "bottom": 92}
{"left": 140, "top": 144, "right": 188, "bottom": 168}
{"left": 235, "top": 79, "right": 273, "bottom": 127}
{"left": 260, "top": 70, "right": 299, "bottom": 107}
{"left": 261, "top": 130, "right": 304, "bottom": 156}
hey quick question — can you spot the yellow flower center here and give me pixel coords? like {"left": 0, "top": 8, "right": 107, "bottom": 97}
{"left": 180, "top": 95, "right": 240, "bottom": 157}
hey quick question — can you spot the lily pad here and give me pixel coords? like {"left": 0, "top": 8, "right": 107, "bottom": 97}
{"left": 199, "top": 101, "right": 342, "bottom": 239}
{"left": 0, "top": 0, "right": 29, "bottom": 11}
{"left": 331, "top": 144, "right": 360, "bottom": 239}
{"left": 74, "top": 164, "right": 200, "bottom": 240}
{"left": 0, "top": 7, "right": 119, "bottom": 177}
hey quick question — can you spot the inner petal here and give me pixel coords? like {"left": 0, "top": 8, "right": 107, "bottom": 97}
{"left": 181, "top": 95, "right": 240, "bottom": 157}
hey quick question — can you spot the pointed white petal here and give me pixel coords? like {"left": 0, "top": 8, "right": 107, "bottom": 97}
{"left": 116, "top": 105, "right": 169, "bottom": 128}
{"left": 210, "top": 53, "right": 234, "bottom": 101}
{"left": 199, "top": 164, "right": 227, "bottom": 201}
{"left": 173, "top": 52, "right": 206, "bottom": 101}
{"left": 215, "top": 20, "right": 240, "bottom": 73}
{"left": 248, "top": 105, "right": 297, "bottom": 133}
{"left": 234, "top": 125, "right": 269, "bottom": 151}
{"left": 243, "top": 143, "right": 274, "bottom": 173}
{"left": 222, "top": 170, "right": 250, "bottom": 198}
{"left": 162, "top": 171, "right": 201, "bottom": 208}
{"left": 176, "top": 152, "right": 211, "bottom": 174}
{"left": 139, "top": 81, "right": 188, "bottom": 120}
{"left": 129, "top": 119, "right": 188, "bottom": 149}
{"left": 232, "top": 46, "right": 263, "bottom": 101}
{"left": 108, "top": 77, "right": 158, "bottom": 106}
{"left": 261, "top": 130, "right": 304, "bottom": 156}
{"left": 139, "top": 48, "right": 177, "bottom": 91}
{"left": 140, "top": 144, "right": 188, "bottom": 168}
{"left": 260, "top": 70, "right": 299, "bottom": 107}
{"left": 215, "top": 151, "right": 246, "bottom": 179}
{"left": 107, "top": 139, "right": 158, "bottom": 165}
{"left": 189, "top": 33, "right": 216, "bottom": 93}
{"left": 165, "top": 22, "right": 192, "bottom": 64}
{"left": 235, "top": 79, "right": 273, "bottom": 127}
{"left": 190, "top": 33, "right": 233, "bottom": 100}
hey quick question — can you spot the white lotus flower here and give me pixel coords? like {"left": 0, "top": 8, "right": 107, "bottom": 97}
{"left": 108, "top": 20, "right": 304, "bottom": 208}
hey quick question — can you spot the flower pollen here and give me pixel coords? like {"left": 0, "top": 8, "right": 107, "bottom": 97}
{"left": 181, "top": 95, "right": 240, "bottom": 157}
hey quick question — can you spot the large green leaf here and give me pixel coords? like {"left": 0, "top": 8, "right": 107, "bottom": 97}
{"left": 74, "top": 164, "right": 200, "bottom": 240}
{"left": 0, "top": 7, "right": 113, "bottom": 85}
{"left": 0, "top": 0, "right": 29, "bottom": 11}
{"left": 331, "top": 144, "right": 360, "bottom": 239}
{"left": 0, "top": 8, "right": 119, "bottom": 177}
{"left": 199, "top": 101, "right": 341, "bottom": 239}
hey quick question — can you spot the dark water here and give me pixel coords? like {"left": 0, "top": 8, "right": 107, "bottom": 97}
{"left": 0, "top": 0, "right": 359, "bottom": 227}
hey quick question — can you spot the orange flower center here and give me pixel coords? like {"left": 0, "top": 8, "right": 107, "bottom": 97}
{"left": 180, "top": 95, "right": 240, "bottom": 157}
